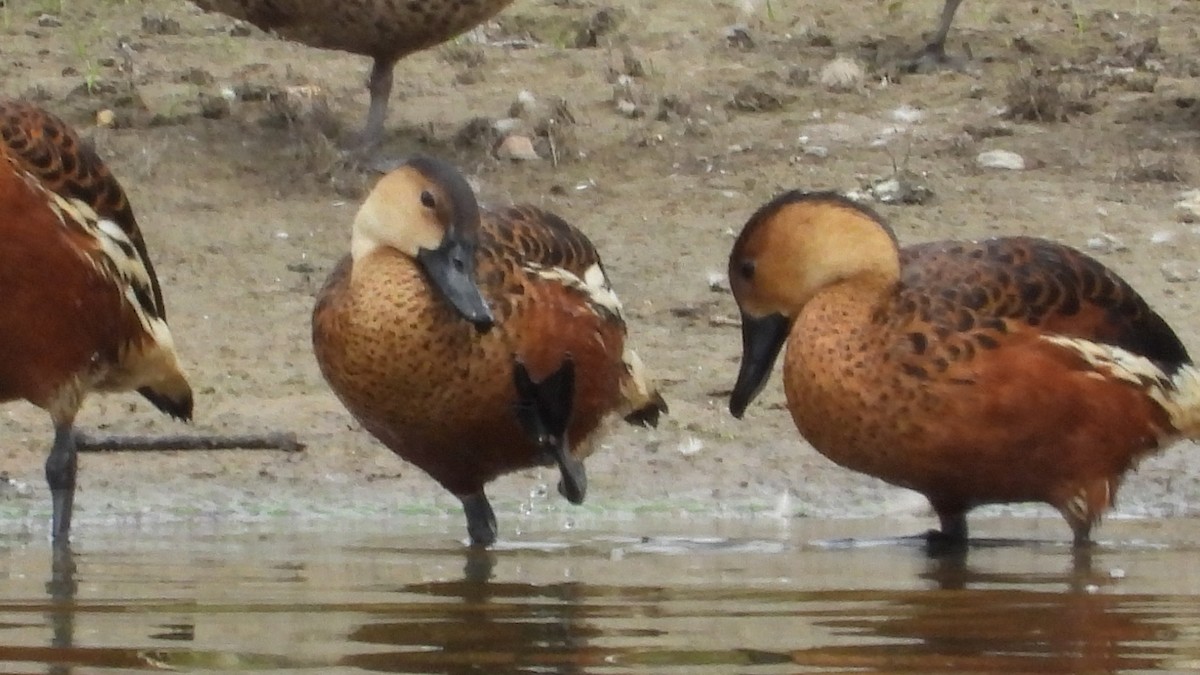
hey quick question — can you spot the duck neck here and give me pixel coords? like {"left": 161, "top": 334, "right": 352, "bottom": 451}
{"left": 799, "top": 270, "right": 898, "bottom": 329}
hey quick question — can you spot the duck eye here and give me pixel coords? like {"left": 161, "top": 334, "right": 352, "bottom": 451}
{"left": 739, "top": 259, "right": 756, "bottom": 280}
{"left": 420, "top": 190, "right": 436, "bottom": 209}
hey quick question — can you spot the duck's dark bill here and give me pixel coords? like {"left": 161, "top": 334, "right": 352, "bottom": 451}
{"left": 729, "top": 312, "right": 790, "bottom": 419}
{"left": 418, "top": 238, "right": 494, "bottom": 331}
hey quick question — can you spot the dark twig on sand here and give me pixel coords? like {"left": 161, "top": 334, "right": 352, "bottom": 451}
{"left": 76, "top": 432, "right": 305, "bottom": 453}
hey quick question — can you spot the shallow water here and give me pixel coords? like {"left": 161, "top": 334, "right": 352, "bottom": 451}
{"left": 3, "top": 517, "right": 1200, "bottom": 674}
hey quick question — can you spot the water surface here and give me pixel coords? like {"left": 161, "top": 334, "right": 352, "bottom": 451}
{"left": 3, "top": 517, "right": 1200, "bottom": 673}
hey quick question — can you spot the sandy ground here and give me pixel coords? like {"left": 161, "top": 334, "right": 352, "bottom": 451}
{"left": 3, "top": 0, "right": 1200, "bottom": 541}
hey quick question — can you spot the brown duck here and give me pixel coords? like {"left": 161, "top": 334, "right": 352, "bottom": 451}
{"left": 312, "top": 155, "right": 666, "bottom": 546}
{"left": 191, "top": 0, "right": 517, "bottom": 148}
{"left": 728, "top": 191, "right": 1200, "bottom": 546}
{"left": 0, "top": 100, "right": 193, "bottom": 541}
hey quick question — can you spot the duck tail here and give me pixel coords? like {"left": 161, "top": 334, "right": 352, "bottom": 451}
{"left": 1161, "top": 364, "right": 1200, "bottom": 439}
{"left": 1041, "top": 335, "right": 1200, "bottom": 441}
{"left": 619, "top": 346, "right": 668, "bottom": 428}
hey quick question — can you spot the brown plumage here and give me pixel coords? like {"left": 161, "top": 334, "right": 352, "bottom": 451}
{"left": 312, "top": 155, "right": 666, "bottom": 546}
{"left": 191, "top": 0, "right": 516, "bottom": 149}
{"left": 0, "top": 100, "right": 193, "bottom": 541}
{"left": 728, "top": 191, "right": 1200, "bottom": 546}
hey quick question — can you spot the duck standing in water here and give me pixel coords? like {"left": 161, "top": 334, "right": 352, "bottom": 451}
{"left": 312, "top": 155, "right": 666, "bottom": 546}
{"left": 727, "top": 191, "right": 1200, "bottom": 546}
{"left": 191, "top": 0, "right": 517, "bottom": 150}
{"left": 0, "top": 100, "right": 193, "bottom": 541}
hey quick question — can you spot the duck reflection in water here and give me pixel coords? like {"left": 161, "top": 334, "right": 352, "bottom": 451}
{"left": 339, "top": 548, "right": 631, "bottom": 674}
{"left": 46, "top": 544, "right": 77, "bottom": 675}
{"left": 786, "top": 546, "right": 1174, "bottom": 672}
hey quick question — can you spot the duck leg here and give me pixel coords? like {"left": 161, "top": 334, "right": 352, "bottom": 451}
{"left": 460, "top": 491, "right": 498, "bottom": 547}
{"left": 44, "top": 423, "right": 79, "bottom": 542}
{"left": 1058, "top": 501, "right": 1097, "bottom": 549}
{"left": 1055, "top": 478, "right": 1111, "bottom": 548}
{"left": 513, "top": 356, "right": 585, "bottom": 505}
{"left": 933, "top": 507, "right": 968, "bottom": 542}
{"left": 1070, "top": 523, "right": 1095, "bottom": 549}
{"left": 907, "top": 0, "right": 966, "bottom": 72}
{"left": 926, "top": 0, "right": 964, "bottom": 60}
{"left": 359, "top": 57, "right": 397, "bottom": 153}
{"left": 914, "top": 502, "right": 969, "bottom": 555}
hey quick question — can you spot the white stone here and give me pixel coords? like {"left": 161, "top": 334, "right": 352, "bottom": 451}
{"left": 819, "top": 57, "right": 864, "bottom": 92}
{"left": 677, "top": 437, "right": 704, "bottom": 456}
{"left": 891, "top": 105, "right": 924, "bottom": 124}
{"left": 1174, "top": 189, "right": 1200, "bottom": 223}
{"left": 615, "top": 99, "right": 639, "bottom": 118}
{"left": 707, "top": 272, "right": 729, "bottom": 292}
{"left": 1086, "top": 233, "right": 1128, "bottom": 253}
{"left": 976, "top": 149, "right": 1026, "bottom": 170}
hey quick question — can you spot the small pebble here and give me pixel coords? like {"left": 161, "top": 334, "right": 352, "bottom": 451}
{"left": 1150, "top": 230, "right": 1175, "bottom": 244}
{"left": 95, "top": 109, "right": 116, "bottom": 128}
{"left": 724, "top": 24, "right": 754, "bottom": 50}
{"left": 1085, "top": 233, "right": 1128, "bottom": 253}
{"left": 1174, "top": 189, "right": 1200, "bottom": 223}
{"left": 491, "top": 117, "right": 522, "bottom": 135}
{"left": 707, "top": 272, "right": 729, "bottom": 292}
{"left": 819, "top": 57, "right": 864, "bottom": 92}
{"left": 0, "top": 472, "right": 32, "bottom": 499}
{"left": 867, "top": 177, "right": 933, "bottom": 205}
{"left": 677, "top": 437, "right": 704, "bottom": 456}
{"left": 496, "top": 134, "right": 540, "bottom": 161}
{"left": 891, "top": 105, "right": 924, "bottom": 124}
{"left": 1161, "top": 260, "right": 1198, "bottom": 283}
{"left": 976, "top": 149, "right": 1026, "bottom": 170}
{"left": 508, "top": 89, "right": 537, "bottom": 118}
{"left": 615, "top": 99, "right": 640, "bottom": 118}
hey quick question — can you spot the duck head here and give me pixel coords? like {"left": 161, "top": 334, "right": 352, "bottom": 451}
{"left": 727, "top": 191, "right": 900, "bottom": 418}
{"left": 351, "top": 155, "right": 495, "bottom": 332}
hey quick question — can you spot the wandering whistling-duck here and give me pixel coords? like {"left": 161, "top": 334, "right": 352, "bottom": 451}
{"left": 727, "top": 191, "right": 1200, "bottom": 546}
{"left": 190, "top": 0, "right": 517, "bottom": 150}
{"left": 0, "top": 100, "right": 193, "bottom": 541}
{"left": 312, "top": 155, "right": 667, "bottom": 546}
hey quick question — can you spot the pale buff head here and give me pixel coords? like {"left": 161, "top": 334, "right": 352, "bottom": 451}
{"left": 728, "top": 191, "right": 901, "bottom": 321}
{"left": 350, "top": 155, "right": 483, "bottom": 262}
